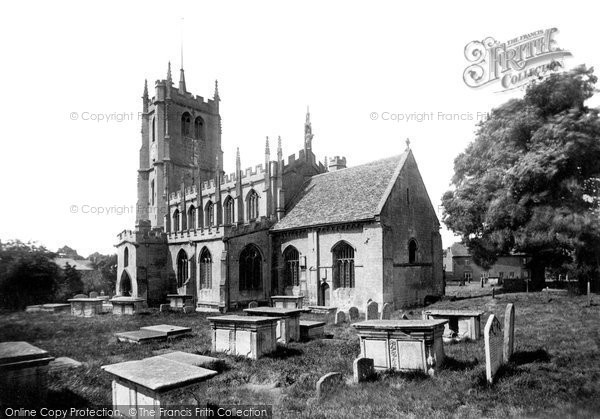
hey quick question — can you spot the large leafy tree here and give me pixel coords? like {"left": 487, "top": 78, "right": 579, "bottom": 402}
{"left": 442, "top": 65, "right": 600, "bottom": 290}
{"left": 0, "top": 240, "right": 60, "bottom": 309}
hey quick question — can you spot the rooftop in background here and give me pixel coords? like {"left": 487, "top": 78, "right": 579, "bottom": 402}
{"left": 54, "top": 258, "right": 94, "bottom": 271}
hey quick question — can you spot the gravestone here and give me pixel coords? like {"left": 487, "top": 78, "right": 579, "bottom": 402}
{"left": 115, "top": 330, "right": 167, "bottom": 344}
{"left": 89, "top": 291, "right": 99, "bottom": 298}
{"left": 73, "top": 294, "right": 87, "bottom": 299}
{"left": 248, "top": 301, "right": 258, "bottom": 308}
{"left": 380, "top": 303, "right": 393, "bottom": 320}
{"left": 503, "top": 304, "right": 515, "bottom": 363}
{"left": 316, "top": 372, "right": 343, "bottom": 399}
{"left": 365, "top": 301, "right": 379, "bottom": 320}
{"left": 353, "top": 357, "right": 375, "bottom": 383}
{"left": 400, "top": 312, "right": 409, "bottom": 320}
{"left": 141, "top": 324, "right": 192, "bottom": 338}
{"left": 335, "top": 311, "right": 346, "bottom": 325}
{"left": 183, "top": 306, "right": 195, "bottom": 314}
{"left": 348, "top": 307, "right": 359, "bottom": 321}
{"left": 484, "top": 314, "right": 503, "bottom": 384}
{"left": 49, "top": 357, "right": 82, "bottom": 373}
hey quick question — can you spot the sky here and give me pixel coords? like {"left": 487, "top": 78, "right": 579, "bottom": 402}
{"left": 0, "top": 0, "right": 598, "bottom": 256}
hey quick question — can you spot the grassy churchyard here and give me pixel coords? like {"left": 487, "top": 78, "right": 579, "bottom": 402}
{"left": 1, "top": 293, "right": 599, "bottom": 418}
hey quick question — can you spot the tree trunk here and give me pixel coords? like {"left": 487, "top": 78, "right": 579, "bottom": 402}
{"left": 530, "top": 259, "right": 546, "bottom": 291}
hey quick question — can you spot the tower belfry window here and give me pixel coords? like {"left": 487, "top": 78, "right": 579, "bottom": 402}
{"left": 182, "top": 113, "right": 192, "bottom": 137}
{"left": 194, "top": 116, "right": 205, "bottom": 140}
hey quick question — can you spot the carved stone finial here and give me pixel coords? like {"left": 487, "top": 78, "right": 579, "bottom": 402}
{"left": 406, "top": 137, "right": 411, "bottom": 150}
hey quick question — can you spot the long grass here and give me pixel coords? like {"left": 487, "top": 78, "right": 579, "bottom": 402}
{"left": 1, "top": 293, "right": 598, "bottom": 418}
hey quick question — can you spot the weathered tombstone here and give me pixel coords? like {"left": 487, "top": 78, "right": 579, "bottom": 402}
{"left": 335, "top": 311, "right": 346, "bottom": 325}
{"left": 348, "top": 307, "right": 359, "bottom": 321}
{"left": 484, "top": 314, "right": 503, "bottom": 384}
{"left": 503, "top": 304, "right": 515, "bottom": 363}
{"left": 89, "top": 291, "right": 99, "bottom": 298}
{"left": 73, "top": 294, "right": 87, "bottom": 299}
{"left": 183, "top": 306, "right": 195, "bottom": 314}
{"left": 365, "top": 301, "right": 378, "bottom": 320}
{"left": 353, "top": 357, "right": 375, "bottom": 383}
{"left": 316, "top": 372, "right": 343, "bottom": 399}
{"left": 248, "top": 301, "right": 258, "bottom": 308}
{"left": 380, "top": 303, "right": 393, "bottom": 320}
{"left": 159, "top": 304, "right": 170, "bottom": 313}
{"left": 400, "top": 312, "right": 409, "bottom": 320}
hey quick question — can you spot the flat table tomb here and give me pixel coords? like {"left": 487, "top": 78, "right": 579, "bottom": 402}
{"left": 352, "top": 320, "right": 448, "bottom": 374}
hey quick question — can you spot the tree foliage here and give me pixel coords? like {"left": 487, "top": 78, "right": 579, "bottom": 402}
{"left": 442, "top": 65, "right": 600, "bottom": 290}
{"left": 0, "top": 240, "right": 60, "bottom": 309}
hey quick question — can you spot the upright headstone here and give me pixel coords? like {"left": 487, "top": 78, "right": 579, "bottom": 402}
{"left": 89, "top": 291, "right": 99, "bottom": 298}
{"left": 380, "top": 303, "right": 393, "bottom": 320}
{"left": 400, "top": 312, "right": 409, "bottom": 320}
{"left": 365, "top": 301, "right": 379, "bottom": 320}
{"left": 316, "top": 372, "right": 343, "bottom": 399}
{"left": 348, "top": 307, "right": 359, "bottom": 321}
{"left": 335, "top": 311, "right": 346, "bottom": 325}
{"left": 503, "top": 304, "right": 515, "bottom": 363}
{"left": 248, "top": 301, "right": 258, "bottom": 308}
{"left": 353, "top": 357, "right": 375, "bottom": 383}
{"left": 484, "top": 314, "right": 503, "bottom": 384}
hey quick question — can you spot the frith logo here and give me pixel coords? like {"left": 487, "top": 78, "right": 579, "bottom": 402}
{"left": 463, "top": 28, "right": 572, "bottom": 92}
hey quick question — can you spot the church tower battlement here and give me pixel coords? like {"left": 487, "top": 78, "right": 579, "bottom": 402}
{"left": 137, "top": 62, "right": 222, "bottom": 229}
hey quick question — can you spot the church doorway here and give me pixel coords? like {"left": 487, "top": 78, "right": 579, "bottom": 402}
{"left": 119, "top": 271, "right": 132, "bottom": 296}
{"left": 319, "top": 282, "right": 330, "bottom": 306}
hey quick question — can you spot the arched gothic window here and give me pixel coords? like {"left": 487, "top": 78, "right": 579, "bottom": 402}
{"left": 181, "top": 112, "right": 192, "bottom": 137}
{"left": 188, "top": 205, "right": 196, "bottom": 230}
{"left": 224, "top": 196, "right": 234, "bottom": 225}
{"left": 173, "top": 209, "right": 180, "bottom": 232}
{"left": 205, "top": 201, "right": 214, "bottom": 227}
{"left": 283, "top": 246, "right": 300, "bottom": 287}
{"left": 408, "top": 239, "right": 418, "bottom": 264}
{"left": 239, "top": 244, "right": 262, "bottom": 291}
{"left": 199, "top": 247, "right": 212, "bottom": 289}
{"left": 194, "top": 116, "right": 205, "bottom": 140}
{"left": 176, "top": 250, "right": 188, "bottom": 288}
{"left": 124, "top": 247, "right": 129, "bottom": 268}
{"left": 332, "top": 241, "right": 355, "bottom": 288}
{"left": 246, "top": 189, "right": 259, "bottom": 221}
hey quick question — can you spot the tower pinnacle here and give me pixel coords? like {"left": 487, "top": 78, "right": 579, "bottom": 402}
{"left": 142, "top": 79, "right": 149, "bottom": 113}
{"left": 406, "top": 137, "right": 411, "bottom": 151}
{"left": 214, "top": 80, "right": 220, "bottom": 101}
{"left": 167, "top": 62, "right": 172, "bottom": 83}
{"left": 304, "top": 106, "right": 314, "bottom": 157}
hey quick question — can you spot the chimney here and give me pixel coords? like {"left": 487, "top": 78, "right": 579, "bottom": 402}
{"left": 328, "top": 156, "right": 347, "bottom": 171}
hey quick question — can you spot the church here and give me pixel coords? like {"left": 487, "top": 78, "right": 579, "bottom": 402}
{"left": 115, "top": 64, "right": 444, "bottom": 312}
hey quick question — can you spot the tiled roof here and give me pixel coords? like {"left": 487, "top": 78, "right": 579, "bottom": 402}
{"left": 272, "top": 153, "right": 408, "bottom": 231}
{"left": 450, "top": 242, "right": 470, "bottom": 257}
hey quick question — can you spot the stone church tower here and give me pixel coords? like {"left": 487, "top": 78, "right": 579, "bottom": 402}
{"left": 136, "top": 63, "right": 222, "bottom": 228}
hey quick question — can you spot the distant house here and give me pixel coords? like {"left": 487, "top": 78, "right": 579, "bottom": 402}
{"left": 54, "top": 257, "right": 104, "bottom": 292}
{"left": 450, "top": 243, "right": 530, "bottom": 284}
{"left": 442, "top": 247, "right": 455, "bottom": 281}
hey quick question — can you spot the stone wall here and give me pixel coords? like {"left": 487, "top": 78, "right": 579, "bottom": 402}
{"left": 275, "top": 223, "right": 384, "bottom": 309}
{"left": 381, "top": 152, "right": 444, "bottom": 308}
